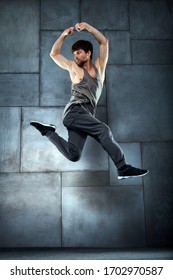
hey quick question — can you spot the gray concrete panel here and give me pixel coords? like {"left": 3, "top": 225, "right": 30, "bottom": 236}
{"left": 107, "top": 65, "right": 173, "bottom": 142}
{"left": 110, "top": 143, "right": 143, "bottom": 186}
{"left": 0, "top": 248, "right": 172, "bottom": 260}
{"left": 40, "top": 32, "right": 70, "bottom": 106}
{"left": 132, "top": 40, "right": 173, "bottom": 65}
{"left": 22, "top": 107, "right": 108, "bottom": 172}
{"left": 105, "top": 31, "right": 131, "bottom": 65}
{"left": 142, "top": 142, "right": 173, "bottom": 247}
{"left": 0, "top": 0, "right": 39, "bottom": 72}
{"left": 130, "top": 0, "right": 173, "bottom": 39}
{"left": 81, "top": 0, "right": 129, "bottom": 30}
{"left": 0, "top": 107, "right": 20, "bottom": 172}
{"left": 0, "top": 173, "right": 61, "bottom": 247}
{"left": 41, "top": 0, "right": 79, "bottom": 30}
{"left": 62, "top": 171, "right": 110, "bottom": 187}
{"left": 62, "top": 186, "right": 146, "bottom": 247}
{"left": 41, "top": 31, "right": 106, "bottom": 106}
{"left": 0, "top": 74, "right": 39, "bottom": 106}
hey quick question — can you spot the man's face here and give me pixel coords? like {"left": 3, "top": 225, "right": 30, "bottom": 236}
{"left": 73, "top": 49, "right": 89, "bottom": 67}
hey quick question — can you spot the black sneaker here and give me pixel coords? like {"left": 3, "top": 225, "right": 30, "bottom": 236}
{"left": 30, "top": 121, "right": 56, "bottom": 136}
{"left": 118, "top": 165, "right": 149, "bottom": 179}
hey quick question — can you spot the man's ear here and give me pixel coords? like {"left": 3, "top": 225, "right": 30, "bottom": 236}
{"left": 87, "top": 50, "right": 91, "bottom": 58}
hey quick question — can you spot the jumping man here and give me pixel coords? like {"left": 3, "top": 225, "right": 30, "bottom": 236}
{"left": 30, "top": 22, "right": 149, "bottom": 179}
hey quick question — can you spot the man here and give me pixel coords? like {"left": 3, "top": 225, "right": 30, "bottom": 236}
{"left": 30, "top": 22, "right": 149, "bottom": 179}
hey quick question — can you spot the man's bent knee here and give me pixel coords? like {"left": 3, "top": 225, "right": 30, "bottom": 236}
{"left": 69, "top": 145, "right": 81, "bottom": 162}
{"left": 69, "top": 153, "right": 81, "bottom": 162}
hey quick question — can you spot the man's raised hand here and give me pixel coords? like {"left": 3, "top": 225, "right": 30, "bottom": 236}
{"left": 63, "top": 27, "right": 74, "bottom": 37}
{"left": 75, "top": 22, "right": 87, "bottom": 32}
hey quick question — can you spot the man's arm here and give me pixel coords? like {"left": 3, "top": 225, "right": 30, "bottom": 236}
{"left": 50, "top": 27, "right": 74, "bottom": 70}
{"left": 75, "top": 22, "right": 109, "bottom": 67}
{"left": 75, "top": 22, "right": 108, "bottom": 82}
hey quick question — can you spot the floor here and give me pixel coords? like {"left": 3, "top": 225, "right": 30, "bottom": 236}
{"left": 0, "top": 248, "right": 173, "bottom": 260}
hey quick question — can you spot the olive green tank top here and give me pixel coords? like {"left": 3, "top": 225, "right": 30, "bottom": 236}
{"left": 63, "top": 65, "right": 102, "bottom": 118}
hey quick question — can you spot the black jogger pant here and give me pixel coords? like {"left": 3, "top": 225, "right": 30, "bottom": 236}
{"left": 46, "top": 104, "right": 126, "bottom": 169}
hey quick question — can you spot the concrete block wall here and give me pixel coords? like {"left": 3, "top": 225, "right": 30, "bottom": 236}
{"left": 0, "top": 0, "right": 173, "bottom": 248}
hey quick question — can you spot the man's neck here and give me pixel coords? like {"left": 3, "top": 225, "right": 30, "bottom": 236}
{"left": 83, "top": 60, "right": 94, "bottom": 71}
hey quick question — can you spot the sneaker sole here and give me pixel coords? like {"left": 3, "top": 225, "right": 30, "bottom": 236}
{"left": 30, "top": 121, "right": 56, "bottom": 130}
{"left": 118, "top": 170, "right": 149, "bottom": 180}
